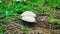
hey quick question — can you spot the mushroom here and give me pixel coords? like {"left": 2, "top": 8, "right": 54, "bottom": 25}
{"left": 21, "top": 11, "right": 36, "bottom": 22}
{"left": 21, "top": 11, "right": 36, "bottom": 17}
{"left": 21, "top": 16, "right": 36, "bottom": 22}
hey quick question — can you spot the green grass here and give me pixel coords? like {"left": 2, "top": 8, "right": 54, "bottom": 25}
{"left": 50, "top": 17, "right": 60, "bottom": 25}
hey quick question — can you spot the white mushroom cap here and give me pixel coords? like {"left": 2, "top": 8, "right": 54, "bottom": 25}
{"left": 21, "top": 16, "right": 36, "bottom": 22}
{"left": 21, "top": 11, "right": 36, "bottom": 17}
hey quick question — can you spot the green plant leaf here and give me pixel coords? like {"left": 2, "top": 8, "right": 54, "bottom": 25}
{"left": 50, "top": 18, "right": 58, "bottom": 23}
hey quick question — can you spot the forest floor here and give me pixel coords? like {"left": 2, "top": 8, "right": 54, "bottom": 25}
{"left": 0, "top": 0, "right": 60, "bottom": 34}
{"left": 1, "top": 13, "right": 60, "bottom": 34}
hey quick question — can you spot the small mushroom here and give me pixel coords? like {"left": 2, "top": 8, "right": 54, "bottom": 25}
{"left": 21, "top": 16, "right": 36, "bottom": 22}
{"left": 21, "top": 11, "right": 36, "bottom": 22}
{"left": 21, "top": 11, "right": 36, "bottom": 17}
